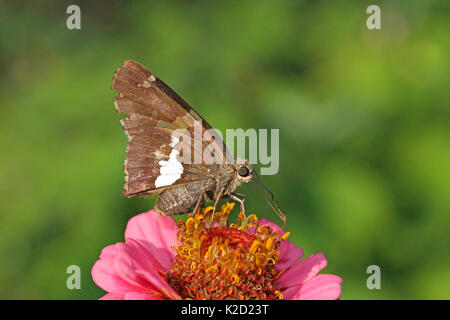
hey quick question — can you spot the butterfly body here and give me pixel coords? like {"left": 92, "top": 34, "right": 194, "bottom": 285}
{"left": 155, "top": 163, "right": 240, "bottom": 216}
{"left": 113, "top": 60, "right": 253, "bottom": 216}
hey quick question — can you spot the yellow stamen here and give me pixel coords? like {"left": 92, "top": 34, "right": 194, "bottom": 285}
{"left": 205, "top": 265, "right": 217, "bottom": 273}
{"left": 232, "top": 273, "right": 240, "bottom": 285}
{"left": 275, "top": 290, "right": 284, "bottom": 299}
{"left": 250, "top": 240, "right": 262, "bottom": 254}
{"left": 266, "top": 237, "right": 275, "bottom": 250}
{"left": 281, "top": 232, "right": 291, "bottom": 240}
{"left": 168, "top": 202, "right": 286, "bottom": 300}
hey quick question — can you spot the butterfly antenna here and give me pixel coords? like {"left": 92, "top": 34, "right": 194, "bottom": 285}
{"left": 253, "top": 171, "right": 286, "bottom": 228}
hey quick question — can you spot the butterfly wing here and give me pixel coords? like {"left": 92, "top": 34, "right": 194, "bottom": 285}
{"left": 113, "top": 60, "right": 232, "bottom": 197}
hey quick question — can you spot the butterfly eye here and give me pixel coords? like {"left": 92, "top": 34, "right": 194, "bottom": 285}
{"left": 238, "top": 166, "right": 250, "bottom": 177}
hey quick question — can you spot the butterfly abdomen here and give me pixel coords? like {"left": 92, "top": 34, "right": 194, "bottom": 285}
{"left": 155, "top": 180, "right": 215, "bottom": 216}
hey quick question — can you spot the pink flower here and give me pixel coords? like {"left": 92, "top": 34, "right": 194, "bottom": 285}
{"left": 92, "top": 207, "right": 342, "bottom": 300}
{"left": 258, "top": 218, "right": 343, "bottom": 300}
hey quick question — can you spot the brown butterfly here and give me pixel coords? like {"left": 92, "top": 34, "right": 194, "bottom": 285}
{"left": 113, "top": 60, "right": 285, "bottom": 225}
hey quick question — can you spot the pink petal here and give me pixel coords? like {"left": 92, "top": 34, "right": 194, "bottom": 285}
{"left": 124, "top": 292, "right": 164, "bottom": 300}
{"left": 120, "top": 239, "right": 168, "bottom": 274}
{"left": 92, "top": 210, "right": 182, "bottom": 299}
{"left": 92, "top": 240, "right": 170, "bottom": 295}
{"left": 283, "top": 274, "right": 343, "bottom": 300}
{"left": 99, "top": 293, "right": 124, "bottom": 300}
{"left": 92, "top": 259, "right": 143, "bottom": 295}
{"left": 99, "top": 244, "right": 118, "bottom": 260}
{"left": 278, "top": 253, "right": 328, "bottom": 289}
{"left": 277, "top": 241, "right": 304, "bottom": 271}
{"left": 124, "top": 210, "right": 178, "bottom": 267}
{"left": 113, "top": 250, "right": 150, "bottom": 290}
{"left": 135, "top": 270, "right": 181, "bottom": 300}
{"left": 131, "top": 238, "right": 174, "bottom": 272}
{"left": 111, "top": 250, "right": 170, "bottom": 296}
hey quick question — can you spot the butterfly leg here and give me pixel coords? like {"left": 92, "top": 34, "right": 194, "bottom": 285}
{"left": 207, "top": 187, "right": 225, "bottom": 227}
{"left": 230, "top": 192, "right": 247, "bottom": 223}
{"left": 192, "top": 191, "right": 205, "bottom": 216}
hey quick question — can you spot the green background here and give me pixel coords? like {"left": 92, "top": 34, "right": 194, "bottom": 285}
{"left": 0, "top": 0, "right": 448, "bottom": 299}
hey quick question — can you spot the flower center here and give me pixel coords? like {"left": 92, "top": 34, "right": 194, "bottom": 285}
{"left": 168, "top": 202, "right": 285, "bottom": 300}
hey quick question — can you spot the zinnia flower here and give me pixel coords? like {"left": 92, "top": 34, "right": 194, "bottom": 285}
{"left": 92, "top": 203, "right": 342, "bottom": 300}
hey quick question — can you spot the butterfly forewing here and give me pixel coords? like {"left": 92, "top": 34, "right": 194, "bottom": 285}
{"left": 113, "top": 60, "right": 231, "bottom": 198}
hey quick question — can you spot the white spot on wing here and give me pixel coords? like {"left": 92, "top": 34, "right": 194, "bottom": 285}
{"left": 155, "top": 149, "right": 183, "bottom": 188}
{"left": 154, "top": 134, "right": 183, "bottom": 188}
{"left": 170, "top": 135, "right": 180, "bottom": 147}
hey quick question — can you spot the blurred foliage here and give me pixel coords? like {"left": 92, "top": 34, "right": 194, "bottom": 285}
{"left": 0, "top": 0, "right": 449, "bottom": 299}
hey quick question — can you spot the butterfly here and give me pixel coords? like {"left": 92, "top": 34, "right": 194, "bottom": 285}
{"left": 113, "top": 60, "right": 285, "bottom": 225}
